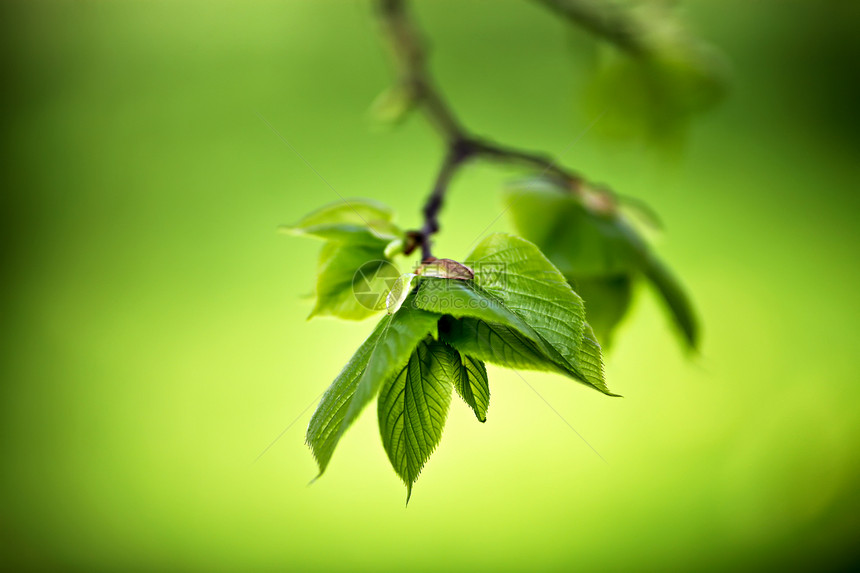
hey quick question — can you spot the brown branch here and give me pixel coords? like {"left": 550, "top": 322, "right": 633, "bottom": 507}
{"left": 376, "top": 0, "right": 591, "bottom": 259}
{"left": 414, "top": 139, "right": 476, "bottom": 260}
{"left": 470, "top": 138, "right": 584, "bottom": 189}
{"left": 531, "top": 0, "right": 648, "bottom": 56}
{"left": 376, "top": 0, "right": 464, "bottom": 143}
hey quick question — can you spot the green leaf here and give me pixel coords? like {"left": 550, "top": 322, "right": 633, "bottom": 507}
{"left": 642, "top": 253, "right": 698, "bottom": 349}
{"left": 454, "top": 353, "right": 490, "bottom": 423}
{"left": 378, "top": 337, "right": 456, "bottom": 502}
{"left": 581, "top": 0, "right": 729, "bottom": 145}
{"left": 385, "top": 273, "right": 417, "bottom": 315}
{"left": 586, "top": 49, "right": 727, "bottom": 144}
{"left": 283, "top": 199, "right": 402, "bottom": 247}
{"left": 292, "top": 198, "right": 395, "bottom": 228}
{"left": 309, "top": 243, "right": 391, "bottom": 320}
{"left": 383, "top": 238, "right": 405, "bottom": 258}
{"left": 504, "top": 179, "right": 644, "bottom": 277}
{"left": 506, "top": 178, "right": 699, "bottom": 350}
{"left": 305, "top": 314, "right": 391, "bottom": 474}
{"left": 466, "top": 234, "right": 614, "bottom": 394}
{"left": 576, "top": 323, "right": 606, "bottom": 392}
{"left": 568, "top": 274, "right": 633, "bottom": 347}
{"left": 414, "top": 277, "right": 602, "bottom": 389}
{"left": 306, "top": 296, "right": 441, "bottom": 476}
{"left": 412, "top": 238, "right": 613, "bottom": 395}
{"left": 466, "top": 233, "right": 589, "bottom": 357}
{"left": 440, "top": 316, "right": 575, "bottom": 376}
{"left": 414, "top": 279, "right": 541, "bottom": 340}
{"left": 369, "top": 83, "right": 417, "bottom": 126}
{"left": 283, "top": 223, "right": 400, "bottom": 247}
{"left": 289, "top": 199, "right": 410, "bottom": 321}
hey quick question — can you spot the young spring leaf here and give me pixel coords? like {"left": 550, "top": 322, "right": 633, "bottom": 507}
{"left": 283, "top": 223, "right": 400, "bottom": 247}
{"left": 306, "top": 313, "right": 392, "bottom": 474}
{"left": 412, "top": 238, "right": 613, "bottom": 395}
{"left": 440, "top": 315, "right": 554, "bottom": 372}
{"left": 586, "top": 47, "right": 728, "bottom": 144}
{"left": 288, "top": 198, "right": 395, "bottom": 230}
{"left": 505, "top": 178, "right": 698, "bottom": 349}
{"left": 378, "top": 337, "right": 457, "bottom": 502}
{"left": 385, "top": 273, "right": 417, "bottom": 315}
{"left": 466, "top": 233, "right": 589, "bottom": 355}
{"left": 576, "top": 323, "right": 607, "bottom": 392}
{"left": 369, "top": 82, "right": 417, "bottom": 127}
{"left": 504, "top": 178, "right": 643, "bottom": 277}
{"left": 568, "top": 274, "right": 633, "bottom": 347}
{"left": 454, "top": 353, "right": 489, "bottom": 423}
{"left": 414, "top": 279, "right": 543, "bottom": 341}
{"left": 641, "top": 252, "right": 698, "bottom": 349}
{"left": 439, "top": 316, "right": 580, "bottom": 378}
{"left": 415, "top": 278, "right": 609, "bottom": 393}
{"left": 466, "top": 234, "right": 613, "bottom": 391}
{"left": 287, "top": 199, "right": 407, "bottom": 321}
{"left": 310, "top": 243, "right": 392, "bottom": 320}
{"left": 305, "top": 294, "right": 441, "bottom": 476}
{"left": 282, "top": 198, "right": 402, "bottom": 247}
{"left": 580, "top": 0, "right": 729, "bottom": 145}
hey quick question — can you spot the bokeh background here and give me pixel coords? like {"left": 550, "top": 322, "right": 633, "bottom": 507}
{"left": 2, "top": 0, "right": 859, "bottom": 570}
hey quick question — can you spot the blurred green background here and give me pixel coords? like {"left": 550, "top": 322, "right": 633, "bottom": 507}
{"left": 2, "top": 0, "right": 859, "bottom": 570}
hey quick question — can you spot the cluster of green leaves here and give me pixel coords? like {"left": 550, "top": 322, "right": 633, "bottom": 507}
{"left": 281, "top": 199, "right": 404, "bottom": 320}
{"left": 300, "top": 230, "right": 615, "bottom": 502}
{"left": 504, "top": 175, "right": 697, "bottom": 349}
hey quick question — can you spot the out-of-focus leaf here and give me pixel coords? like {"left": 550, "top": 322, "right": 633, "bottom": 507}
{"left": 570, "top": 274, "right": 633, "bottom": 347}
{"left": 378, "top": 337, "right": 455, "bottom": 503}
{"left": 586, "top": 18, "right": 729, "bottom": 143}
{"left": 383, "top": 238, "right": 405, "bottom": 258}
{"left": 617, "top": 194, "right": 663, "bottom": 231}
{"left": 283, "top": 198, "right": 402, "bottom": 247}
{"left": 369, "top": 83, "right": 417, "bottom": 127}
{"left": 291, "top": 198, "right": 395, "bottom": 229}
{"left": 504, "top": 179, "right": 644, "bottom": 277}
{"left": 306, "top": 294, "right": 440, "bottom": 477}
{"left": 281, "top": 223, "right": 400, "bottom": 247}
{"left": 538, "top": 0, "right": 728, "bottom": 142}
{"left": 505, "top": 176, "right": 698, "bottom": 350}
{"left": 642, "top": 252, "right": 698, "bottom": 349}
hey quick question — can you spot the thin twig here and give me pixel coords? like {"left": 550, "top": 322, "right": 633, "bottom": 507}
{"left": 376, "top": 0, "right": 464, "bottom": 143}
{"left": 376, "top": 0, "right": 598, "bottom": 258}
{"left": 531, "top": 0, "right": 648, "bottom": 56}
{"left": 414, "top": 139, "right": 476, "bottom": 259}
{"left": 471, "top": 139, "right": 584, "bottom": 190}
